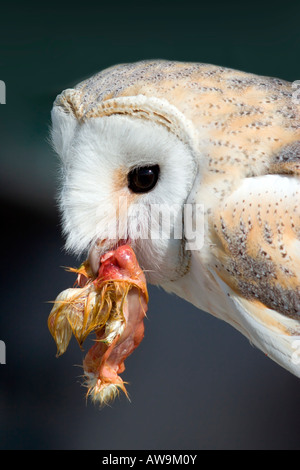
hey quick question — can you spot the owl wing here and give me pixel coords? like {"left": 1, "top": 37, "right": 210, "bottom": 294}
{"left": 270, "top": 141, "right": 300, "bottom": 176}
{"left": 209, "top": 169, "right": 300, "bottom": 376}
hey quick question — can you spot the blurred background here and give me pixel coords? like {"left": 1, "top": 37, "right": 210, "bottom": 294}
{"left": 1, "top": 0, "right": 300, "bottom": 450}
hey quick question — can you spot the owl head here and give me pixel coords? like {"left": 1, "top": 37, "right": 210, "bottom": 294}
{"left": 51, "top": 64, "right": 202, "bottom": 288}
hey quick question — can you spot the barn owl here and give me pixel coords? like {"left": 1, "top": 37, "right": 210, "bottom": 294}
{"left": 51, "top": 60, "right": 300, "bottom": 387}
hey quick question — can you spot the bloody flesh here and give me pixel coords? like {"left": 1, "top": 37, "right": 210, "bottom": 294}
{"left": 48, "top": 245, "right": 148, "bottom": 405}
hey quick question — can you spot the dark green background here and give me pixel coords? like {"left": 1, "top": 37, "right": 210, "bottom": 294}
{"left": 1, "top": 0, "right": 299, "bottom": 450}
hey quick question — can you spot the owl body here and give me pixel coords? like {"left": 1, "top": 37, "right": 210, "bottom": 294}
{"left": 52, "top": 60, "right": 300, "bottom": 377}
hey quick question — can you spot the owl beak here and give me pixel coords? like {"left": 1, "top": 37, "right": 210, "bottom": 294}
{"left": 88, "top": 239, "right": 106, "bottom": 276}
{"left": 88, "top": 238, "right": 131, "bottom": 277}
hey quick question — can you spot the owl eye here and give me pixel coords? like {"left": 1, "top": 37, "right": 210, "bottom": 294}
{"left": 128, "top": 165, "right": 160, "bottom": 193}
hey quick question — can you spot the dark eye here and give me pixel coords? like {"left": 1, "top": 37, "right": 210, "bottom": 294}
{"left": 128, "top": 165, "right": 160, "bottom": 193}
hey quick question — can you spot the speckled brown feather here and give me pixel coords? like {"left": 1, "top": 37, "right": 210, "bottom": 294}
{"left": 211, "top": 175, "right": 300, "bottom": 325}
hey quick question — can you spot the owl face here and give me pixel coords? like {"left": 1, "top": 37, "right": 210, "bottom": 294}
{"left": 54, "top": 113, "right": 197, "bottom": 285}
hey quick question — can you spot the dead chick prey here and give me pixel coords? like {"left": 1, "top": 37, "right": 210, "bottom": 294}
{"left": 48, "top": 245, "right": 148, "bottom": 405}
